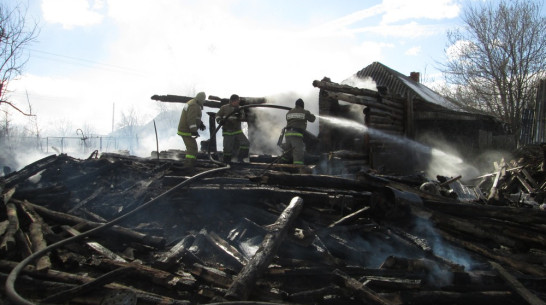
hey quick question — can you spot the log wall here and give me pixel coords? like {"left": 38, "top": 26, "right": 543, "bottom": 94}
{"left": 313, "top": 78, "right": 413, "bottom": 172}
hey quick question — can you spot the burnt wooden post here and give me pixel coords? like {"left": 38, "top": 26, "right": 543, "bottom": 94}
{"left": 225, "top": 196, "right": 304, "bottom": 300}
{"left": 207, "top": 112, "right": 217, "bottom": 153}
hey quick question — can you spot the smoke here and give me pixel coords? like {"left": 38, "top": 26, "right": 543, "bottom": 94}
{"left": 318, "top": 115, "right": 480, "bottom": 179}
{"left": 415, "top": 133, "right": 482, "bottom": 180}
{"left": 341, "top": 75, "right": 378, "bottom": 91}
{"left": 472, "top": 149, "right": 514, "bottom": 175}
{"left": 411, "top": 217, "right": 475, "bottom": 270}
{"left": 249, "top": 90, "right": 320, "bottom": 155}
{"left": 0, "top": 142, "right": 52, "bottom": 176}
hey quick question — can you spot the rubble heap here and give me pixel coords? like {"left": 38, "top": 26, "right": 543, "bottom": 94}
{"left": 1, "top": 151, "right": 545, "bottom": 305}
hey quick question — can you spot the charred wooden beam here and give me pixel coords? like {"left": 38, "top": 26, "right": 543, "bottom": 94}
{"left": 324, "top": 91, "right": 403, "bottom": 113}
{"left": 1, "top": 154, "right": 58, "bottom": 188}
{"left": 313, "top": 79, "right": 381, "bottom": 99}
{"left": 96, "top": 258, "right": 196, "bottom": 290}
{"left": 208, "top": 95, "right": 267, "bottom": 105}
{"left": 40, "top": 266, "right": 133, "bottom": 304}
{"left": 61, "top": 225, "right": 127, "bottom": 262}
{"left": 15, "top": 229, "right": 32, "bottom": 259}
{"left": 369, "top": 107, "right": 404, "bottom": 121}
{"left": 253, "top": 172, "right": 375, "bottom": 193}
{"left": 28, "top": 223, "right": 51, "bottom": 271}
{"left": 0, "top": 260, "right": 191, "bottom": 304}
{"left": 327, "top": 206, "right": 371, "bottom": 228}
{"left": 435, "top": 227, "right": 546, "bottom": 276}
{"left": 225, "top": 196, "right": 304, "bottom": 301}
{"left": 287, "top": 284, "right": 344, "bottom": 303}
{"left": 67, "top": 186, "right": 105, "bottom": 214}
{"left": 154, "top": 235, "right": 195, "bottom": 269}
{"left": 189, "top": 263, "right": 233, "bottom": 288}
{"left": 0, "top": 202, "right": 19, "bottom": 256}
{"left": 205, "top": 231, "right": 248, "bottom": 268}
{"left": 421, "top": 199, "right": 546, "bottom": 226}
{"left": 21, "top": 200, "right": 166, "bottom": 248}
{"left": 333, "top": 269, "right": 395, "bottom": 305}
{"left": 150, "top": 94, "right": 222, "bottom": 108}
{"left": 490, "top": 261, "right": 546, "bottom": 305}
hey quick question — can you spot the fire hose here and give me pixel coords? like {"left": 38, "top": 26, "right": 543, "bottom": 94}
{"left": 207, "top": 104, "right": 291, "bottom": 165}
{"left": 5, "top": 165, "right": 230, "bottom": 305}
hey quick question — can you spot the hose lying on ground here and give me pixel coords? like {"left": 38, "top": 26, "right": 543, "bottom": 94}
{"left": 5, "top": 165, "right": 230, "bottom": 305}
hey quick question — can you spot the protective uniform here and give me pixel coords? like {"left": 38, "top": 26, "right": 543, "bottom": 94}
{"left": 178, "top": 92, "right": 206, "bottom": 167}
{"left": 283, "top": 99, "right": 315, "bottom": 165}
{"left": 216, "top": 102, "right": 250, "bottom": 163}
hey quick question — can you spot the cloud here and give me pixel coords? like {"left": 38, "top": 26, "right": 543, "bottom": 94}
{"left": 446, "top": 40, "right": 475, "bottom": 61}
{"left": 8, "top": 0, "right": 462, "bottom": 137}
{"left": 41, "top": 0, "right": 104, "bottom": 29}
{"left": 380, "top": 0, "right": 460, "bottom": 25}
{"left": 313, "top": 0, "right": 460, "bottom": 36}
{"left": 405, "top": 46, "right": 422, "bottom": 56}
{"left": 353, "top": 22, "right": 441, "bottom": 38}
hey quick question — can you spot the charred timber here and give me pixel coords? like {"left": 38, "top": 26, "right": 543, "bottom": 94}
{"left": 22, "top": 200, "right": 166, "bottom": 248}
{"left": 324, "top": 91, "right": 403, "bottom": 113}
{"left": 96, "top": 258, "right": 197, "bottom": 290}
{"left": 154, "top": 234, "right": 195, "bottom": 269}
{"left": 1, "top": 154, "right": 58, "bottom": 188}
{"left": 0, "top": 260, "right": 192, "bottom": 304}
{"left": 421, "top": 200, "right": 546, "bottom": 225}
{"left": 0, "top": 202, "right": 19, "bottom": 256}
{"left": 225, "top": 196, "right": 304, "bottom": 301}
{"left": 333, "top": 269, "right": 395, "bottom": 305}
{"left": 208, "top": 95, "right": 267, "bottom": 105}
{"left": 369, "top": 107, "right": 404, "bottom": 120}
{"left": 150, "top": 95, "right": 222, "bottom": 108}
{"left": 313, "top": 79, "right": 382, "bottom": 99}
{"left": 254, "top": 172, "right": 377, "bottom": 193}
{"left": 434, "top": 226, "right": 546, "bottom": 276}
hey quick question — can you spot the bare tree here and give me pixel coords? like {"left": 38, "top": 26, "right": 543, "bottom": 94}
{"left": 0, "top": 2, "right": 38, "bottom": 104}
{"left": 54, "top": 118, "right": 74, "bottom": 137}
{"left": 117, "top": 107, "right": 142, "bottom": 153}
{"left": 440, "top": 0, "right": 546, "bottom": 143}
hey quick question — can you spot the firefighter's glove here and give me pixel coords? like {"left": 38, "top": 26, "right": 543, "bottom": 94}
{"left": 191, "top": 131, "right": 199, "bottom": 138}
{"left": 198, "top": 121, "right": 206, "bottom": 131}
{"left": 216, "top": 117, "right": 222, "bottom": 124}
{"left": 234, "top": 111, "right": 242, "bottom": 119}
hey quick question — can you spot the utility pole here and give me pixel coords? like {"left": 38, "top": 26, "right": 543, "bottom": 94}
{"left": 112, "top": 102, "right": 115, "bottom": 133}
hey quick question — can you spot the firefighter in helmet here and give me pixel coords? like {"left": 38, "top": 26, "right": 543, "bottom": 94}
{"left": 215, "top": 94, "right": 250, "bottom": 163}
{"left": 177, "top": 92, "right": 206, "bottom": 168}
{"left": 282, "top": 98, "right": 315, "bottom": 165}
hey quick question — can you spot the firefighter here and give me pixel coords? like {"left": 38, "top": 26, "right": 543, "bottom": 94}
{"left": 215, "top": 94, "right": 250, "bottom": 163}
{"left": 177, "top": 92, "right": 207, "bottom": 168}
{"left": 282, "top": 98, "right": 316, "bottom": 165}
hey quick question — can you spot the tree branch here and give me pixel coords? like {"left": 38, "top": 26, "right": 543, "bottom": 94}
{"left": 0, "top": 100, "right": 35, "bottom": 116}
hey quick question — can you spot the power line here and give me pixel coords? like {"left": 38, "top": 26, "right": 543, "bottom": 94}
{"left": 28, "top": 49, "right": 147, "bottom": 76}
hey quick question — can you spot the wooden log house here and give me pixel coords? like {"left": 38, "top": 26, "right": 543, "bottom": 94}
{"left": 313, "top": 62, "right": 512, "bottom": 174}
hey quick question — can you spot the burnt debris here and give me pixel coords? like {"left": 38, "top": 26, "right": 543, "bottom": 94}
{"left": 1, "top": 150, "right": 546, "bottom": 305}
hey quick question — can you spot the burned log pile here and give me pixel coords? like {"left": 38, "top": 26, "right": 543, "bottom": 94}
{"left": 1, "top": 152, "right": 546, "bottom": 305}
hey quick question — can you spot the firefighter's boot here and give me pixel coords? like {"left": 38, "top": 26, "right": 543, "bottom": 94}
{"left": 183, "top": 158, "right": 196, "bottom": 168}
{"left": 223, "top": 155, "right": 231, "bottom": 164}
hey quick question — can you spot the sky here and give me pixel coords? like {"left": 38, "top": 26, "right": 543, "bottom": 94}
{"left": 1, "top": 0, "right": 471, "bottom": 137}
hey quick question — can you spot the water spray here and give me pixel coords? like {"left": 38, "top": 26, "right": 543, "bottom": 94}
{"left": 317, "top": 115, "right": 474, "bottom": 179}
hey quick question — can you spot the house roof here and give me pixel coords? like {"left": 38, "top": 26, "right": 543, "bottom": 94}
{"left": 351, "top": 61, "right": 466, "bottom": 113}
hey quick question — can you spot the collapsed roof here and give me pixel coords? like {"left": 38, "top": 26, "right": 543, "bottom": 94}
{"left": 1, "top": 149, "right": 545, "bottom": 304}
